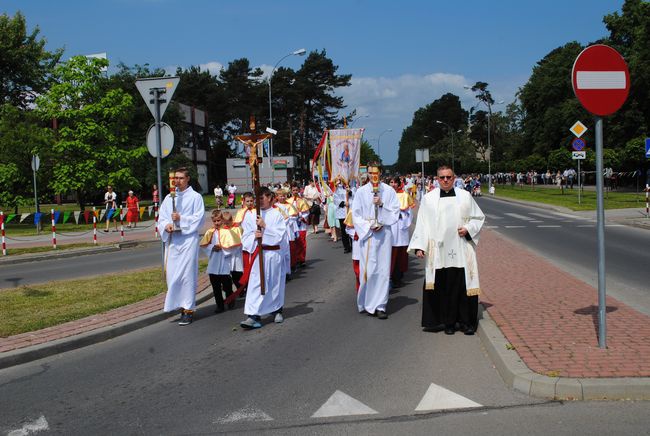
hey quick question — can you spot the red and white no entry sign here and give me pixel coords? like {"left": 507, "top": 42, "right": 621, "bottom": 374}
{"left": 572, "top": 44, "right": 630, "bottom": 116}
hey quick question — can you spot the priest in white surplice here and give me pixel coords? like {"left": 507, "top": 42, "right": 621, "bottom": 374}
{"left": 351, "top": 164, "right": 400, "bottom": 319}
{"left": 407, "top": 165, "right": 485, "bottom": 335}
{"left": 240, "top": 187, "right": 288, "bottom": 329}
{"left": 157, "top": 168, "right": 206, "bottom": 326}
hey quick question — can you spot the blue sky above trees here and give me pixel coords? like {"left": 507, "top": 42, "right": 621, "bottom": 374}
{"left": 2, "top": 0, "right": 623, "bottom": 164}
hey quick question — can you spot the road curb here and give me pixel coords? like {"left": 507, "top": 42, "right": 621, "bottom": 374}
{"left": 0, "top": 287, "right": 213, "bottom": 370}
{"left": 0, "top": 239, "right": 160, "bottom": 266}
{"left": 478, "top": 311, "right": 650, "bottom": 400}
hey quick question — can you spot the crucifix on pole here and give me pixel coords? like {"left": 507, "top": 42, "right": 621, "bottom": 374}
{"left": 235, "top": 116, "right": 273, "bottom": 295}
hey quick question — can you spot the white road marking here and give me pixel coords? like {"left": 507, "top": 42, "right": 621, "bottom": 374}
{"left": 486, "top": 225, "right": 500, "bottom": 229}
{"left": 485, "top": 214, "right": 503, "bottom": 220}
{"left": 577, "top": 224, "right": 595, "bottom": 228}
{"left": 605, "top": 224, "right": 624, "bottom": 227}
{"left": 215, "top": 407, "right": 273, "bottom": 423}
{"left": 530, "top": 212, "right": 562, "bottom": 220}
{"left": 8, "top": 416, "right": 49, "bottom": 436}
{"left": 504, "top": 213, "right": 535, "bottom": 221}
{"left": 529, "top": 220, "right": 544, "bottom": 223}
{"left": 415, "top": 383, "right": 482, "bottom": 412}
{"left": 537, "top": 225, "right": 561, "bottom": 228}
{"left": 504, "top": 225, "right": 526, "bottom": 229}
{"left": 311, "top": 390, "right": 378, "bottom": 418}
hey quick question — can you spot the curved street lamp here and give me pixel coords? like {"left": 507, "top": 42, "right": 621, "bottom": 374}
{"left": 435, "top": 120, "right": 462, "bottom": 174}
{"left": 377, "top": 128, "right": 393, "bottom": 163}
{"left": 349, "top": 114, "right": 369, "bottom": 127}
{"left": 268, "top": 48, "right": 306, "bottom": 183}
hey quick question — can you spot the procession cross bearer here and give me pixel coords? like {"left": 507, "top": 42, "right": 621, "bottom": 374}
{"left": 407, "top": 165, "right": 485, "bottom": 335}
{"left": 157, "top": 167, "right": 205, "bottom": 326}
{"left": 351, "top": 163, "right": 400, "bottom": 319}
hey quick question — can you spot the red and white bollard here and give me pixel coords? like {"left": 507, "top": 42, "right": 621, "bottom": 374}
{"left": 154, "top": 202, "right": 159, "bottom": 239}
{"left": 93, "top": 206, "right": 97, "bottom": 245}
{"left": 51, "top": 208, "right": 57, "bottom": 249}
{"left": 1, "top": 211, "right": 6, "bottom": 256}
{"left": 646, "top": 184, "right": 649, "bottom": 218}
{"left": 119, "top": 207, "right": 125, "bottom": 241}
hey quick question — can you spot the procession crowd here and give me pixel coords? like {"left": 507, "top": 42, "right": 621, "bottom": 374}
{"left": 158, "top": 165, "right": 486, "bottom": 335}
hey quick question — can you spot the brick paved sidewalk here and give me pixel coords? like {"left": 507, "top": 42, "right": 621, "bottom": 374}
{"left": 479, "top": 229, "right": 650, "bottom": 378}
{"left": 0, "top": 275, "right": 210, "bottom": 354}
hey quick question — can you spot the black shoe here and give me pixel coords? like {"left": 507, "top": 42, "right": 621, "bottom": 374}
{"left": 444, "top": 327, "right": 455, "bottom": 335}
{"left": 214, "top": 307, "right": 225, "bottom": 314}
{"left": 228, "top": 303, "right": 235, "bottom": 310}
{"left": 376, "top": 310, "right": 388, "bottom": 320}
{"left": 178, "top": 312, "right": 193, "bottom": 326}
{"left": 464, "top": 327, "right": 476, "bottom": 336}
{"left": 343, "top": 248, "right": 351, "bottom": 253}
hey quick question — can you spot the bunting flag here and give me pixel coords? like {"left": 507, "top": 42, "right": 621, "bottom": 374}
{"left": 139, "top": 207, "right": 145, "bottom": 219}
{"left": 34, "top": 212, "right": 42, "bottom": 225}
{"left": 63, "top": 211, "right": 72, "bottom": 224}
{"left": 147, "top": 205, "right": 153, "bottom": 216}
{"left": 6, "top": 214, "right": 16, "bottom": 224}
{"left": 328, "top": 128, "right": 364, "bottom": 185}
{"left": 54, "top": 210, "right": 61, "bottom": 223}
{"left": 20, "top": 213, "right": 31, "bottom": 223}
{"left": 74, "top": 211, "right": 81, "bottom": 224}
{"left": 99, "top": 209, "right": 106, "bottom": 221}
{"left": 83, "top": 210, "right": 91, "bottom": 224}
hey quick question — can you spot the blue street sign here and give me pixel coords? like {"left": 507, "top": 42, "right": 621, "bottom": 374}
{"left": 572, "top": 137, "right": 586, "bottom": 151}
{"left": 646, "top": 138, "right": 650, "bottom": 158}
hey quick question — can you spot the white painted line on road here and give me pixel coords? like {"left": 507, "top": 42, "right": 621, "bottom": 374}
{"left": 505, "top": 213, "right": 535, "bottom": 221}
{"left": 415, "top": 383, "right": 482, "bottom": 412}
{"left": 7, "top": 415, "right": 49, "bottom": 436}
{"left": 530, "top": 220, "right": 544, "bottom": 223}
{"left": 605, "top": 224, "right": 624, "bottom": 227}
{"left": 504, "top": 225, "right": 526, "bottom": 229}
{"left": 485, "top": 214, "right": 503, "bottom": 220}
{"left": 530, "top": 212, "right": 562, "bottom": 220}
{"left": 312, "top": 390, "right": 378, "bottom": 418}
{"left": 537, "top": 225, "right": 561, "bottom": 228}
{"left": 486, "top": 225, "right": 500, "bottom": 229}
{"left": 577, "top": 224, "right": 595, "bottom": 228}
{"left": 215, "top": 407, "right": 273, "bottom": 423}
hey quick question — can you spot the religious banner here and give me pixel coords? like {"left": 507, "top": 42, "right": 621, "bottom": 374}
{"left": 20, "top": 213, "right": 31, "bottom": 223}
{"left": 328, "top": 128, "right": 363, "bottom": 185}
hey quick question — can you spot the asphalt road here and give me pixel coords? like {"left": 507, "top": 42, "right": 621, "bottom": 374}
{"left": 2, "top": 231, "right": 650, "bottom": 434}
{"left": 475, "top": 196, "right": 650, "bottom": 316}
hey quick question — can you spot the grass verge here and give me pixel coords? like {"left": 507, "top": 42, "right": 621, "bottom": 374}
{"left": 492, "top": 184, "right": 646, "bottom": 211}
{"left": 4, "top": 243, "right": 113, "bottom": 257}
{"left": 0, "top": 260, "right": 208, "bottom": 337}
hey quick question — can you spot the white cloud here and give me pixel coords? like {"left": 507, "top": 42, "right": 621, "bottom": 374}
{"left": 199, "top": 61, "right": 224, "bottom": 75}
{"left": 337, "top": 72, "right": 520, "bottom": 164}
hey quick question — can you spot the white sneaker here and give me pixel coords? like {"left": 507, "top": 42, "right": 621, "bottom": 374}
{"left": 274, "top": 313, "right": 284, "bottom": 323}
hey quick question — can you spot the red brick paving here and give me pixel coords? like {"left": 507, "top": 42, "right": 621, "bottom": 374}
{"left": 479, "top": 229, "right": 650, "bottom": 378}
{"left": 0, "top": 275, "right": 209, "bottom": 353}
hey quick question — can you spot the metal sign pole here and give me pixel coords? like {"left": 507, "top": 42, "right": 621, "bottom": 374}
{"left": 32, "top": 160, "right": 39, "bottom": 233}
{"left": 578, "top": 159, "right": 581, "bottom": 205}
{"left": 595, "top": 116, "right": 607, "bottom": 348}
{"left": 153, "top": 88, "right": 165, "bottom": 276}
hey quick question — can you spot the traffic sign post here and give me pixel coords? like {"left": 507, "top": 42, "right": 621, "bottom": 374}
{"left": 31, "top": 155, "right": 41, "bottom": 233}
{"left": 135, "top": 77, "right": 180, "bottom": 275}
{"left": 572, "top": 44, "right": 630, "bottom": 349}
{"left": 415, "top": 149, "right": 429, "bottom": 196}
{"left": 645, "top": 138, "right": 650, "bottom": 158}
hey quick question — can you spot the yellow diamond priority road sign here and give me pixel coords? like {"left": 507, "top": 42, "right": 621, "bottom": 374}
{"left": 570, "top": 121, "right": 588, "bottom": 138}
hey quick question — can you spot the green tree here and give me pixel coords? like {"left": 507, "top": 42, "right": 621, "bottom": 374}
{"left": 35, "top": 56, "right": 139, "bottom": 208}
{"left": 0, "top": 11, "right": 62, "bottom": 108}
{"left": 360, "top": 139, "right": 379, "bottom": 165}
{"left": 0, "top": 104, "right": 53, "bottom": 212}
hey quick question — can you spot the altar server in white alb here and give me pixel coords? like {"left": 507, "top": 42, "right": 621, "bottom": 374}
{"left": 240, "top": 187, "right": 288, "bottom": 329}
{"left": 407, "top": 165, "right": 485, "bottom": 335}
{"left": 157, "top": 168, "right": 206, "bottom": 326}
{"left": 351, "top": 164, "right": 400, "bottom": 319}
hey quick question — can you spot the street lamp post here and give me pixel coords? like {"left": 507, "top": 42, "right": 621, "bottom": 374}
{"left": 349, "top": 114, "right": 369, "bottom": 127}
{"left": 435, "top": 120, "right": 460, "bottom": 174}
{"left": 268, "top": 48, "right": 306, "bottom": 184}
{"left": 377, "top": 128, "right": 392, "bottom": 163}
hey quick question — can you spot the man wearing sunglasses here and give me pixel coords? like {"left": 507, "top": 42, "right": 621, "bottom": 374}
{"left": 408, "top": 165, "right": 485, "bottom": 335}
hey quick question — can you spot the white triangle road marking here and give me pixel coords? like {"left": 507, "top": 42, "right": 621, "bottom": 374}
{"left": 415, "top": 383, "right": 482, "bottom": 412}
{"left": 215, "top": 407, "right": 273, "bottom": 424}
{"left": 311, "top": 390, "right": 378, "bottom": 418}
{"left": 8, "top": 415, "right": 49, "bottom": 436}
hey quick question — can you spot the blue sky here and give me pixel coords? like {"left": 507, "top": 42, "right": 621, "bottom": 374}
{"left": 4, "top": 0, "right": 624, "bottom": 164}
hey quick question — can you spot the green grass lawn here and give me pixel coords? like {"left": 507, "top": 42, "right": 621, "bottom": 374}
{"left": 0, "top": 259, "right": 208, "bottom": 337}
{"left": 4, "top": 243, "right": 113, "bottom": 257}
{"left": 492, "top": 184, "right": 647, "bottom": 211}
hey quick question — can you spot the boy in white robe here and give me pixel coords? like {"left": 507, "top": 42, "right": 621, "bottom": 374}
{"left": 240, "top": 188, "right": 288, "bottom": 329}
{"left": 408, "top": 165, "right": 485, "bottom": 335}
{"left": 351, "top": 164, "right": 400, "bottom": 319}
{"left": 389, "top": 177, "right": 415, "bottom": 288}
{"left": 157, "top": 168, "right": 206, "bottom": 326}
